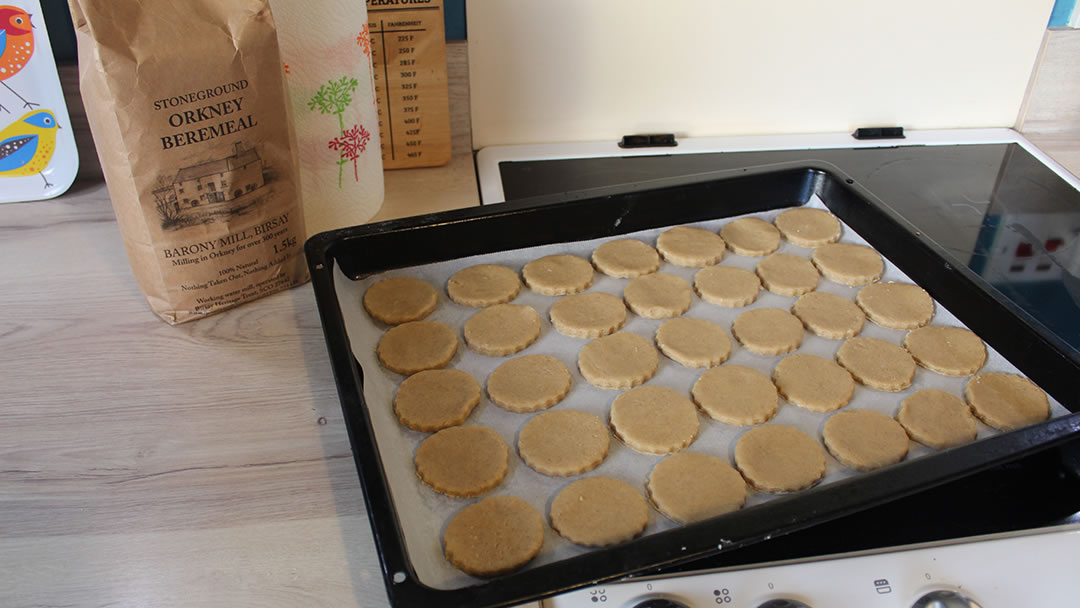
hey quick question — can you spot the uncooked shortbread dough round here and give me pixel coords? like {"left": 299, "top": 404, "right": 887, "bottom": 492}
{"left": 965, "top": 373, "right": 1050, "bottom": 431}
{"left": 443, "top": 496, "right": 544, "bottom": 577}
{"left": 823, "top": 409, "right": 910, "bottom": 471}
{"left": 517, "top": 409, "right": 610, "bottom": 476}
{"left": 755, "top": 253, "right": 820, "bottom": 296}
{"left": 856, "top": 282, "right": 934, "bottom": 330}
{"left": 363, "top": 277, "right": 438, "bottom": 325}
{"left": 811, "top": 243, "right": 884, "bottom": 286}
{"left": 592, "top": 238, "right": 661, "bottom": 278}
{"left": 623, "top": 272, "right": 693, "bottom": 318}
{"left": 609, "top": 385, "right": 700, "bottom": 454}
{"left": 655, "top": 225, "right": 726, "bottom": 267}
{"left": 772, "top": 354, "right": 855, "bottom": 412}
{"left": 646, "top": 452, "right": 748, "bottom": 524}
{"left": 447, "top": 264, "right": 521, "bottom": 307}
{"left": 734, "top": 425, "right": 826, "bottom": 493}
{"left": 376, "top": 321, "right": 459, "bottom": 375}
{"left": 835, "top": 337, "right": 916, "bottom": 392}
{"left": 897, "top": 389, "right": 978, "bottom": 450}
{"left": 414, "top": 425, "right": 509, "bottom": 497}
{"left": 578, "top": 331, "right": 659, "bottom": 389}
{"left": 394, "top": 369, "right": 481, "bottom": 432}
{"left": 655, "top": 317, "right": 732, "bottom": 368}
{"left": 903, "top": 326, "right": 987, "bottom": 376}
{"left": 463, "top": 303, "right": 542, "bottom": 356}
{"left": 486, "top": 354, "right": 572, "bottom": 413}
{"left": 774, "top": 207, "right": 842, "bottom": 247}
{"left": 549, "top": 292, "right": 627, "bottom": 338}
{"left": 692, "top": 364, "right": 779, "bottom": 425}
{"left": 549, "top": 476, "right": 649, "bottom": 547}
{"left": 791, "top": 291, "right": 864, "bottom": 339}
{"left": 732, "top": 308, "right": 805, "bottom": 355}
{"left": 522, "top": 254, "right": 594, "bottom": 295}
{"left": 694, "top": 265, "right": 761, "bottom": 307}
{"left": 720, "top": 217, "right": 781, "bottom": 256}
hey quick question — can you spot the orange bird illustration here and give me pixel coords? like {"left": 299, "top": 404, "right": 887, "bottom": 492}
{"left": 0, "top": 5, "right": 38, "bottom": 113}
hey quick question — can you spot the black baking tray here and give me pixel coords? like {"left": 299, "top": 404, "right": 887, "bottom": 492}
{"left": 305, "top": 165, "right": 1080, "bottom": 608}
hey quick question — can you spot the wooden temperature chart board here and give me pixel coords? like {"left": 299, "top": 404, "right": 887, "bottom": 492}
{"left": 367, "top": 0, "right": 452, "bottom": 169}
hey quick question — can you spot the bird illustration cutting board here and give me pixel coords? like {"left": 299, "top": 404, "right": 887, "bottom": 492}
{"left": 0, "top": 1, "right": 77, "bottom": 203}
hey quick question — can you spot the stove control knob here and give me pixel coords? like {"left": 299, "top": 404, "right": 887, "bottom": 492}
{"left": 756, "top": 601, "right": 812, "bottom": 608}
{"left": 630, "top": 599, "right": 689, "bottom": 608}
{"left": 911, "top": 590, "right": 983, "bottom": 608}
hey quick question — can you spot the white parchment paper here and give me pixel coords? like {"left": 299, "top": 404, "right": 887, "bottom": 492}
{"left": 332, "top": 196, "right": 1069, "bottom": 590}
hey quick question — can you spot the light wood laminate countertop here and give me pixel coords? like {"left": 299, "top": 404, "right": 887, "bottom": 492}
{"left": 2, "top": 40, "right": 1079, "bottom": 607}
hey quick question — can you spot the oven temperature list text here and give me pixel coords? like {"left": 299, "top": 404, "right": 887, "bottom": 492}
{"left": 368, "top": 1, "right": 451, "bottom": 169}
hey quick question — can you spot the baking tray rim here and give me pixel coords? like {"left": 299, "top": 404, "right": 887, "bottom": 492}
{"left": 304, "top": 164, "right": 1080, "bottom": 608}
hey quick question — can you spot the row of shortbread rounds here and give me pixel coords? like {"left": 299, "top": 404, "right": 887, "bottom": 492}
{"left": 371, "top": 255, "right": 936, "bottom": 371}
{"left": 364, "top": 208, "right": 840, "bottom": 323}
{"left": 361, "top": 207, "right": 1051, "bottom": 579}
{"left": 368, "top": 232, "right": 923, "bottom": 375}
{"left": 374, "top": 279, "right": 1040, "bottom": 440}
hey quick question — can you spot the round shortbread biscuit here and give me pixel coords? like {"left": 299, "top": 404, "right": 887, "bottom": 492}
{"left": 902, "top": 326, "right": 987, "bottom": 376}
{"left": 414, "top": 425, "right": 509, "bottom": 497}
{"left": 755, "top": 253, "right": 820, "bottom": 296}
{"left": 823, "top": 409, "right": 910, "bottom": 471}
{"left": 791, "top": 291, "right": 865, "bottom": 339}
{"left": 694, "top": 265, "right": 761, "bottom": 307}
{"left": 734, "top": 425, "right": 826, "bottom": 493}
{"left": 517, "top": 410, "right": 610, "bottom": 476}
{"left": 592, "top": 239, "right": 661, "bottom": 278}
{"left": 732, "top": 308, "right": 805, "bottom": 356}
{"left": 522, "top": 254, "right": 594, "bottom": 295}
{"left": 447, "top": 264, "right": 521, "bottom": 307}
{"left": 811, "top": 243, "right": 884, "bottom": 286}
{"left": 835, "top": 337, "right": 916, "bottom": 392}
{"left": 646, "top": 452, "right": 748, "bottom": 524}
{"left": 655, "top": 225, "right": 726, "bottom": 267}
{"left": 655, "top": 317, "right": 732, "bottom": 368}
{"left": 487, "top": 354, "right": 572, "bottom": 413}
{"left": 376, "top": 321, "right": 459, "bottom": 375}
{"left": 578, "top": 332, "right": 659, "bottom": 389}
{"left": 609, "top": 385, "right": 700, "bottom": 454}
{"left": 774, "top": 207, "right": 842, "bottom": 247}
{"left": 549, "top": 292, "right": 627, "bottom": 338}
{"left": 772, "top": 354, "right": 855, "bottom": 412}
{"left": 363, "top": 277, "right": 438, "bottom": 325}
{"left": 623, "top": 272, "right": 693, "bottom": 319}
{"left": 965, "top": 373, "right": 1050, "bottom": 431}
{"left": 897, "top": 389, "right": 978, "bottom": 450}
{"left": 443, "top": 496, "right": 544, "bottom": 577}
{"left": 692, "top": 365, "right": 779, "bottom": 425}
{"left": 549, "top": 476, "right": 649, "bottom": 547}
{"left": 394, "top": 369, "right": 482, "bottom": 432}
{"left": 856, "top": 282, "right": 934, "bottom": 330}
{"left": 720, "top": 217, "right": 781, "bottom": 256}
{"left": 463, "top": 303, "right": 541, "bottom": 356}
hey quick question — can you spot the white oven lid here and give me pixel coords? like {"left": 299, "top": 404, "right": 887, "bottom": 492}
{"left": 466, "top": 0, "right": 1053, "bottom": 150}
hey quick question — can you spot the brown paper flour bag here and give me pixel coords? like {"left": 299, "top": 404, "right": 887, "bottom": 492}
{"left": 69, "top": 0, "right": 308, "bottom": 324}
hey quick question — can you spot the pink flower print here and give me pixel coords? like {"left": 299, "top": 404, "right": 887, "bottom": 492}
{"left": 328, "top": 124, "right": 372, "bottom": 186}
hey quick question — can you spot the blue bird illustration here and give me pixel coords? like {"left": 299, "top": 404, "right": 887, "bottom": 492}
{"left": 0, "top": 109, "right": 59, "bottom": 188}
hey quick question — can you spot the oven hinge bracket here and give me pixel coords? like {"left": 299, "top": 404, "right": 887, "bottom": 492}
{"left": 618, "top": 133, "right": 678, "bottom": 148}
{"left": 852, "top": 126, "right": 906, "bottom": 140}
